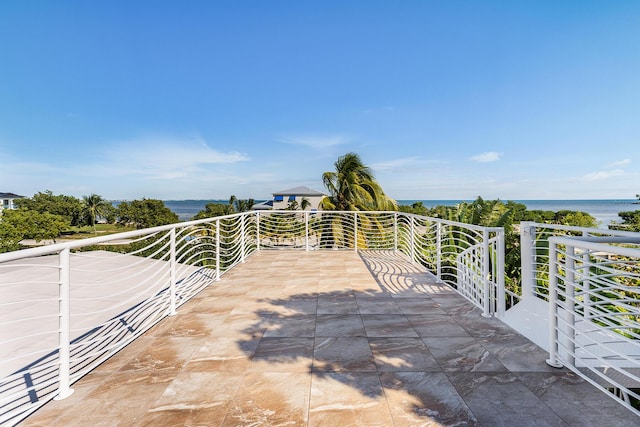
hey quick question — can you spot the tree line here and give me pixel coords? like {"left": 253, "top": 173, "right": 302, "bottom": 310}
{"left": 0, "top": 191, "right": 179, "bottom": 252}
{"left": 2, "top": 153, "right": 638, "bottom": 252}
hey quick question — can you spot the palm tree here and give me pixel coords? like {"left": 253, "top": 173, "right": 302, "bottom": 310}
{"left": 228, "top": 195, "right": 255, "bottom": 213}
{"left": 321, "top": 152, "right": 396, "bottom": 211}
{"left": 300, "top": 197, "right": 311, "bottom": 210}
{"left": 82, "top": 194, "right": 110, "bottom": 235}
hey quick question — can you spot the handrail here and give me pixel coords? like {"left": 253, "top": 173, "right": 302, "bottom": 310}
{"left": 545, "top": 234, "right": 640, "bottom": 416}
{"left": 0, "top": 210, "right": 501, "bottom": 425}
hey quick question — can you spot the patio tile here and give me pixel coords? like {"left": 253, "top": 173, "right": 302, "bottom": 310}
{"left": 422, "top": 337, "right": 508, "bottom": 372}
{"left": 309, "top": 372, "right": 394, "bottom": 427}
{"left": 312, "top": 337, "right": 376, "bottom": 372}
{"left": 407, "top": 314, "right": 472, "bottom": 338}
{"left": 317, "top": 294, "right": 359, "bottom": 314}
{"left": 361, "top": 314, "right": 419, "bottom": 337}
{"left": 222, "top": 372, "right": 311, "bottom": 426}
{"left": 140, "top": 371, "right": 245, "bottom": 427}
{"left": 516, "top": 372, "right": 639, "bottom": 427}
{"left": 315, "top": 314, "right": 367, "bottom": 337}
{"left": 447, "top": 372, "right": 569, "bottom": 426}
{"left": 184, "top": 336, "right": 259, "bottom": 373}
{"left": 356, "top": 297, "right": 403, "bottom": 315}
{"left": 369, "top": 337, "right": 440, "bottom": 372}
{"left": 479, "top": 334, "right": 560, "bottom": 373}
{"left": 394, "top": 298, "right": 447, "bottom": 315}
{"left": 251, "top": 337, "right": 315, "bottom": 372}
{"left": 380, "top": 371, "right": 479, "bottom": 426}
{"left": 263, "top": 314, "right": 316, "bottom": 337}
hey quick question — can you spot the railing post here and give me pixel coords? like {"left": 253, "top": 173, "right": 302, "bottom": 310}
{"left": 305, "top": 211, "right": 309, "bottom": 251}
{"left": 410, "top": 216, "right": 416, "bottom": 264}
{"left": 482, "top": 229, "right": 491, "bottom": 318}
{"left": 215, "top": 219, "right": 220, "bottom": 281}
{"left": 496, "top": 231, "right": 506, "bottom": 318}
{"left": 436, "top": 222, "right": 442, "bottom": 281}
{"left": 168, "top": 228, "right": 177, "bottom": 316}
{"left": 520, "top": 221, "right": 536, "bottom": 300}
{"left": 581, "top": 230, "right": 593, "bottom": 320}
{"left": 354, "top": 212, "right": 358, "bottom": 251}
{"left": 256, "top": 211, "right": 261, "bottom": 251}
{"left": 564, "top": 244, "right": 577, "bottom": 367}
{"left": 394, "top": 213, "right": 398, "bottom": 251}
{"left": 241, "top": 214, "right": 246, "bottom": 263}
{"left": 546, "top": 239, "right": 563, "bottom": 368}
{"left": 55, "top": 248, "right": 74, "bottom": 400}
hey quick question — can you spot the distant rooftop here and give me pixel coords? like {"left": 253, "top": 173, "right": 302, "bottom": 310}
{"left": 0, "top": 192, "right": 25, "bottom": 199}
{"left": 272, "top": 186, "right": 326, "bottom": 197}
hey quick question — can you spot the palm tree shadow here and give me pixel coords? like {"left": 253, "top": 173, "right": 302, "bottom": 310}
{"left": 357, "top": 250, "right": 450, "bottom": 296}
{"left": 235, "top": 250, "right": 479, "bottom": 424}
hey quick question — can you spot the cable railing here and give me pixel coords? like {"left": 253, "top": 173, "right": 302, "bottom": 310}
{"left": 518, "top": 222, "right": 640, "bottom": 305}
{"left": 546, "top": 235, "right": 640, "bottom": 416}
{"left": 0, "top": 210, "right": 501, "bottom": 425}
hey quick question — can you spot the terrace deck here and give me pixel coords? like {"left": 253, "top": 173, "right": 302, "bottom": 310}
{"left": 21, "top": 250, "right": 638, "bottom": 426}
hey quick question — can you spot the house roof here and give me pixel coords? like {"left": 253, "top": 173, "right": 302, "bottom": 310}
{"left": 0, "top": 192, "right": 25, "bottom": 199}
{"left": 272, "top": 186, "right": 326, "bottom": 197}
{"left": 251, "top": 200, "right": 274, "bottom": 210}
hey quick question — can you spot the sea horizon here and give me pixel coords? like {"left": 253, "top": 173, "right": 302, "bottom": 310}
{"left": 153, "top": 198, "right": 639, "bottom": 228}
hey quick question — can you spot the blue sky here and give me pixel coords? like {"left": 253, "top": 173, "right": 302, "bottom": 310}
{"left": 1, "top": 1, "right": 639, "bottom": 201}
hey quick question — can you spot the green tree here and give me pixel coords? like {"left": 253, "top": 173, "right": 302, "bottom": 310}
{"left": 229, "top": 195, "right": 255, "bottom": 213}
{"left": 15, "top": 190, "right": 84, "bottom": 226}
{"left": 116, "top": 199, "right": 179, "bottom": 229}
{"left": 193, "top": 202, "right": 234, "bottom": 220}
{"left": 610, "top": 210, "right": 640, "bottom": 232}
{"left": 321, "top": 152, "right": 396, "bottom": 211}
{"left": 0, "top": 209, "right": 67, "bottom": 244}
{"left": 82, "top": 194, "right": 111, "bottom": 234}
{"left": 0, "top": 213, "right": 21, "bottom": 252}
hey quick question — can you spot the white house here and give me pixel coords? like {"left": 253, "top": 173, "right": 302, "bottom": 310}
{"left": 268, "top": 186, "right": 327, "bottom": 211}
{"left": 0, "top": 192, "right": 25, "bottom": 212}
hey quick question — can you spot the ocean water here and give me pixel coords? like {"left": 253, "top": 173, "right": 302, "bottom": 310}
{"left": 163, "top": 199, "right": 640, "bottom": 228}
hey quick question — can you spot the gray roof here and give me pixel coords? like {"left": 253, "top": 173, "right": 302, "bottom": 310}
{"left": 0, "top": 192, "right": 25, "bottom": 198}
{"left": 272, "top": 186, "right": 326, "bottom": 197}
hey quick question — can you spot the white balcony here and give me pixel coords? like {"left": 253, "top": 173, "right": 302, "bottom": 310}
{"left": 1, "top": 211, "right": 639, "bottom": 425}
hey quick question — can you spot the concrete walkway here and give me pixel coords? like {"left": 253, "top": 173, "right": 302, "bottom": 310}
{"left": 21, "top": 250, "right": 638, "bottom": 426}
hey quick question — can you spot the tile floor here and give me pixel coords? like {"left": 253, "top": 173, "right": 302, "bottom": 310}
{"left": 20, "top": 250, "right": 638, "bottom": 426}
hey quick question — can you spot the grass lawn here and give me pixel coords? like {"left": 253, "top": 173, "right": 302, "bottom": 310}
{"left": 60, "top": 223, "right": 136, "bottom": 240}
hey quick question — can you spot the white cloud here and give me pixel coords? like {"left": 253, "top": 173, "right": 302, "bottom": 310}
{"left": 278, "top": 134, "right": 351, "bottom": 149}
{"left": 581, "top": 169, "right": 624, "bottom": 181}
{"left": 470, "top": 151, "right": 502, "bottom": 163}
{"left": 371, "top": 157, "right": 423, "bottom": 172}
{"left": 96, "top": 135, "right": 249, "bottom": 179}
{"left": 608, "top": 159, "right": 631, "bottom": 167}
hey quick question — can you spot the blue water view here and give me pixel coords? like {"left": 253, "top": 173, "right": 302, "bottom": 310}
{"left": 162, "top": 199, "right": 639, "bottom": 228}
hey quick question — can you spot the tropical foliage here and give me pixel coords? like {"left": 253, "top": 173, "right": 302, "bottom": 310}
{"left": 115, "top": 199, "right": 179, "bottom": 229}
{"left": 321, "top": 152, "right": 396, "bottom": 211}
{"left": 15, "top": 190, "right": 84, "bottom": 226}
{"left": 610, "top": 210, "right": 640, "bottom": 232}
{"left": 83, "top": 194, "right": 112, "bottom": 234}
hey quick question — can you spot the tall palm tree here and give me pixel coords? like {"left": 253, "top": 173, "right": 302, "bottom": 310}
{"left": 82, "top": 194, "right": 110, "bottom": 235}
{"left": 228, "top": 195, "right": 255, "bottom": 213}
{"left": 321, "top": 152, "right": 396, "bottom": 211}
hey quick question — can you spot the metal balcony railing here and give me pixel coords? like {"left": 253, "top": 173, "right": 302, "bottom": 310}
{"left": 1, "top": 210, "right": 501, "bottom": 425}
{"left": 500, "top": 222, "right": 640, "bottom": 416}
{"left": 546, "top": 235, "right": 640, "bottom": 415}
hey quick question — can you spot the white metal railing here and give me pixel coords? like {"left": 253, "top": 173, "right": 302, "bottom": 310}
{"left": 518, "top": 222, "right": 640, "bottom": 305}
{"left": 546, "top": 235, "right": 640, "bottom": 416}
{"left": 0, "top": 210, "right": 500, "bottom": 425}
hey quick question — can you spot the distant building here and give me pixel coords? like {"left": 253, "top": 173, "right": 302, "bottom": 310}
{"left": 253, "top": 186, "right": 327, "bottom": 211}
{"left": 0, "top": 192, "right": 25, "bottom": 211}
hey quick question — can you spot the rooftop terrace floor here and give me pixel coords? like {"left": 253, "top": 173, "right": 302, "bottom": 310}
{"left": 21, "top": 250, "right": 638, "bottom": 426}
